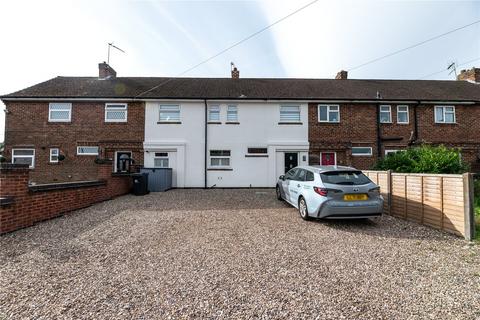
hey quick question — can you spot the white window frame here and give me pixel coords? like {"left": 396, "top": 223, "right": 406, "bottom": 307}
{"left": 435, "top": 106, "right": 456, "bottom": 124}
{"left": 318, "top": 105, "right": 340, "bottom": 123}
{"left": 279, "top": 105, "right": 301, "bottom": 123}
{"left": 209, "top": 150, "right": 231, "bottom": 168}
{"left": 12, "top": 148, "right": 35, "bottom": 168}
{"left": 105, "top": 103, "right": 128, "bottom": 122}
{"left": 76, "top": 146, "right": 99, "bottom": 156}
{"left": 385, "top": 149, "right": 400, "bottom": 156}
{"left": 351, "top": 147, "right": 373, "bottom": 157}
{"left": 159, "top": 104, "right": 181, "bottom": 122}
{"left": 48, "top": 103, "right": 72, "bottom": 122}
{"left": 208, "top": 105, "right": 220, "bottom": 122}
{"left": 379, "top": 105, "right": 392, "bottom": 123}
{"left": 320, "top": 152, "right": 337, "bottom": 165}
{"left": 153, "top": 152, "right": 169, "bottom": 168}
{"left": 226, "top": 105, "right": 238, "bottom": 122}
{"left": 396, "top": 105, "right": 409, "bottom": 124}
{"left": 49, "top": 148, "right": 59, "bottom": 163}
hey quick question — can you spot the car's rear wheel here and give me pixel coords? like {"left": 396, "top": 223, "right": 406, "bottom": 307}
{"left": 298, "top": 197, "right": 310, "bottom": 220}
{"left": 276, "top": 185, "right": 283, "bottom": 200}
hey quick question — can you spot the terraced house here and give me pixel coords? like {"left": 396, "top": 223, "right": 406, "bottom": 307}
{"left": 1, "top": 63, "right": 479, "bottom": 187}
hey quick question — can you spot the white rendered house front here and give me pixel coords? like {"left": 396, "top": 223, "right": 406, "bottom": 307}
{"left": 143, "top": 100, "right": 309, "bottom": 188}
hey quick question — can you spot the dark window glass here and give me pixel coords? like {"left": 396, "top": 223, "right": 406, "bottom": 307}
{"left": 306, "top": 171, "right": 314, "bottom": 181}
{"left": 285, "top": 168, "right": 297, "bottom": 180}
{"left": 210, "top": 150, "right": 230, "bottom": 156}
{"left": 320, "top": 171, "right": 371, "bottom": 185}
{"left": 294, "top": 169, "right": 306, "bottom": 181}
{"left": 247, "top": 148, "right": 268, "bottom": 154}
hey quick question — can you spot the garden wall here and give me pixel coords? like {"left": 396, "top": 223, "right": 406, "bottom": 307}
{"left": 364, "top": 170, "right": 475, "bottom": 240}
{"left": 0, "top": 163, "right": 132, "bottom": 234}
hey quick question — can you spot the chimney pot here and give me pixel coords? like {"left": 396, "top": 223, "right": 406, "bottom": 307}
{"left": 335, "top": 70, "right": 348, "bottom": 80}
{"left": 99, "top": 62, "right": 117, "bottom": 79}
{"left": 231, "top": 67, "right": 240, "bottom": 79}
{"left": 457, "top": 67, "right": 480, "bottom": 83}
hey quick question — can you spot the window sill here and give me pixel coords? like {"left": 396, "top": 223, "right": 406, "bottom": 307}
{"left": 47, "top": 121, "right": 72, "bottom": 124}
{"left": 207, "top": 167, "right": 233, "bottom": 171}
{"left": 225, "top": 122, "right": 240, "bottom": 125}
{"left": 380, "top": 122, "right": 393, "bottom": 124}
{"left": 245, "top": 154, "right": 268, "bottom": 158}
{"left": 157, "top": 121, "right": 182, "bottom": 124}
{"left": 208, "top": 121, "right": 222, "bottom": 124}
{"left": 434, "top": 122, "right": 457, "bottom": 125}
{"left": 278, "top": 122, "right": 303, "bottom": 125}
{"left": 104, "top": 122, "right": 128, "bottom": 124}
{"left": 351, "top": 155, "right": 373, "bottom": 157}
{"left": 318, "top": 121, "right": 340, "bottom": 124}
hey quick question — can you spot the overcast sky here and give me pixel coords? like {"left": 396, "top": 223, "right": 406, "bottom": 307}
{"left": 1, "top": 0, "right": 479, "bottom": 141}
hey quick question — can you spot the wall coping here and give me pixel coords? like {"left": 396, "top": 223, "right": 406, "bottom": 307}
{"left": 0, "top": 163, "right": 29, "bottom": 171}
{"left": 29, "top": 180, "right": 106, "bottom": 193}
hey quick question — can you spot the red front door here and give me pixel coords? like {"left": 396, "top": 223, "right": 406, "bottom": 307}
{"left": 321, "top": 152, "right": 336, "bottom": 165}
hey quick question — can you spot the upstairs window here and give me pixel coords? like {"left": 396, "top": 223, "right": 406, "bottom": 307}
{"left": 227, "top": 105, "right": 238, "bottom": 122}
{"left": 77, "top": 146, "right": 99, "bottom": 155}
{"left": 159, "top": 105, "right": 180, "bottom": 122}
{"left": 351, "top": 147, "right": 372, "bottom": 156}
{"left": 154, "top": 152, "right": 169, "bottom": 168}
{"left": 280, "top": 106, "right": 300, "bottom": 123}
{"left": 49, "top": 103, "right": 71, "bottom": 122}
{"left": 435, "top": 106, "right": 455, "bottom": 123}
{"left": 12, "top": 149, "right": 35, "bottom": 168}
{"left": 318, "top": 105, "right": 340, "bottom": 122}
{"left": 379, "top": 105, "right": 392, "bottom": 123}
{"left": 50, "top": 148, "right": 59, "bottom": 163}
{"left": 210, "top": 150, "right": 231, "bottom": 167}
{"left": 397, "top": 105, "right": 409, "bottom": 124}
{"left": 105, "top": 103, "right": 127, "bottom": 122}
{"left": 208, "top": 105, "right": 220, "bottom": 122}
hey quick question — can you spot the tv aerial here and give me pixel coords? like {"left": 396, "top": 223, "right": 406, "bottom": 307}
{"left": 107, "top": 42, "right": 125, "bottom": 64}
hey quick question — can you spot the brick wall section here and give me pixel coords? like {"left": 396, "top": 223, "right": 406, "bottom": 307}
{"left": 308, "top": 103, "right": 480, "bottom": 171}
{"left": 3, "top": 101, "right": 145, "bottom": 183}
{"left": 0, "top": 163, "right": 132, "bottom": 234}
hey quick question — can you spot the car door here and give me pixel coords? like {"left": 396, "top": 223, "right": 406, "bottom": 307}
{"left": 289, "top": 169, "right": 306, "bottom": 204}
{"left": 282, "top": 168, "right": 297, "bottom": 202}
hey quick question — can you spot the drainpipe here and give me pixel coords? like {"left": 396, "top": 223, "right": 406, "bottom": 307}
{"left": 413, "top": 101, "right": 420, "bottom": 144}
{"left": 376, "top": 103, "right": 382, "bottom": 158}
{"left": 204, "top": 99, "right": 208, "bottom": 189}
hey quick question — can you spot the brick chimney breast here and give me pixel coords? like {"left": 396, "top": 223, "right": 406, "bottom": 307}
{"left": 335, "top": 70, "right": 348, "bottom": 80}
{"left": 98, "top": 62, "right": 117, "bottom": 79}
{"left": 231, "top": 67, "right": 240, "bottom": 79}
{"left": 457, "top": 67, "right": 480, "bottom": 83}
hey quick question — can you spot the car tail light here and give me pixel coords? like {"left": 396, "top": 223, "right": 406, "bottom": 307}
{"left": 313, "top": 187, "right": 328, "bottom": 196}
{"left": 369, "top": 186, "right": 380, "bottom": 192}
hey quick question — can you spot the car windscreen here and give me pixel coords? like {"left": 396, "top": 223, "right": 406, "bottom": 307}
{"left": 320, "top": 171, "right": 371, "bottom": 185}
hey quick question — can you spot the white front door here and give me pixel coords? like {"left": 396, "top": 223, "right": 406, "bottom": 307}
{"left": 153, "top": 151, "right": 178, "bottom": 187}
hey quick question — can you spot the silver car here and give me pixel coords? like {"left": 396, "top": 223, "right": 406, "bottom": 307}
{"left": 276, "top": 165, "right": 383, "bottom": 220}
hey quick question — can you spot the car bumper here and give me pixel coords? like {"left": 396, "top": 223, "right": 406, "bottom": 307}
{"left": 315, "top": 199, "right": 384, "bottom": 219}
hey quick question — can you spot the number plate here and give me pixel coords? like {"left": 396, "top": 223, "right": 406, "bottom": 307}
{"left": 343, "top": 194, "right": 368, "bottom": 201}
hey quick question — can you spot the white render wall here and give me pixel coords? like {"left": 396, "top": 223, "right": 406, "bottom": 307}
{"left": 144, "top": 100, "right": 309, "bottom": 188}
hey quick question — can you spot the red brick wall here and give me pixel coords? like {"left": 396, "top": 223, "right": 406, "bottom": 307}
{"left": 0, "top": 163, "right": 132, "bottom": 234}
{"left": 308, "top": 103, "right": 480, "bottom": 172}
{"left": 3, "top": 101, "right": 145, "bottom": 183}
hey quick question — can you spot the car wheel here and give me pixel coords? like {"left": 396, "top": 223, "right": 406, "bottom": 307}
{"left": 276, "top": 185, "right": 283, "bottom": 201}
{"left": 298, "top": 197, "right": 310, "bottom": 220}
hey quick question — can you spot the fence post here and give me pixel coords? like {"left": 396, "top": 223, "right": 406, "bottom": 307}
{"left": 463, "top": 173, "right": 475, "bottom": 241}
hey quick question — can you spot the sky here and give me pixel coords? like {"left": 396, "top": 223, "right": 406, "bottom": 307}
{"left": 0, "top": 0, "right": 479, "bottom": 141}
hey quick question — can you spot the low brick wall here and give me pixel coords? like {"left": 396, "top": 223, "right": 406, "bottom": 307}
{"left": 0, "top": 163, "right": 132, "bottom": 234}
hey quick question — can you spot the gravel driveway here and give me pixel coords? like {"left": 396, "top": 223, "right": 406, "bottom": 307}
{"left": 1, "top": 189, "right": 479, "bottom": 319}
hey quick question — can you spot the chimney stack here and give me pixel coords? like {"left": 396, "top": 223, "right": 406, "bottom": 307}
{"left": 457, "top": 67, "right": 480, "bottom": 83}
{"left": 98, "top": 62, "right": 117, "bottom": 79}
{"left": 335, "top": 70, "right": 348, "bottom": 80}
{"left": 231, "top": 66, "right": 240, "bottom": 79}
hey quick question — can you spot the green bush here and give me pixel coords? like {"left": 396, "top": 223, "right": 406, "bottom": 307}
{"left": 373, "top": 145, "right": 469, "bottom": 174}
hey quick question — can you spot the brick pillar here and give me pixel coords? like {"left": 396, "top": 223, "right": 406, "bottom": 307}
{"left": 0, "top": 164, "right": 30, "bottom": 234}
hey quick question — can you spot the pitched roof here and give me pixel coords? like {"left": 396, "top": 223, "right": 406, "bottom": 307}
{"left": 2, "top": 76, "right": 480, "bottom": 102}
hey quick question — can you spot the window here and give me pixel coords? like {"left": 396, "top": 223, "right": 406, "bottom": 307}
{"left": 306, "top": 171, "right": 315, "bottom": 182}
{"left": 351, "top": 147, "right": 372, "bottom": 156}
{"left": 77, "top": 146, "right": 99, "bottom": 155}
{"left": 210, "top": 150, "right": 231, "bottom": 167}
{"left": 12, "top": 149, "right": 35, "bottom": 168}
{"left": 247, "top": 148, "right": 267, "bottom": 154}
{"left": 159, "top": 105, "right": 180, "bottom": 122}
{"left": 294, "top": 169, "right": 307, "bottom": 181}
{"left": 50, "top": 148, "right": 59, "bottom": 163}
{"left": 227, "top": 105, "right": 238, "bottom": 122}
{"left": 280, "top": 106, "right": 300, "bottom": 122}
{"left": 435, "top": 106, "right": 455, "bottom": 123}
{"left": 154, "top": 152, "right": 169, "bottom": 168}
{"left": 385, "top": 149, "right": 400, "bottom": 156}
{"left": 105, "top": 103, "right": 127, "bottom": 122}
{"left": 318, "top": 105, "right": 340, "bottom": 122}
{"left": 284, "top": 168, "right": 297, "bottom": 180}
{"left": 320, "top": 171, "right": 372, "bottom": 186}
{"left": 379, "top": 105, "right": 392, "bottom": 123}
{"left": 397, "top": 105, "right": 409, "bottom": 124}
{"left": 49, "top": 103, "right": 71, "bottom": 122}
{"left": 208, "top": 105, "right": 220, "bottom": 122}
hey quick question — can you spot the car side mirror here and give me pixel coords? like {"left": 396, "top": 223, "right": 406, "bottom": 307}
{"left": 279, "top": 175, "right": 285, "bottom": 181}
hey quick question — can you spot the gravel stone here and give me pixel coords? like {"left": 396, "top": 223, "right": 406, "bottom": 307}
{"left": 1, "top": 189, "right": 479, "bottom": 319}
